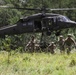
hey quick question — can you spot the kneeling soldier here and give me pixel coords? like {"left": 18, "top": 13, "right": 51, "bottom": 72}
{"left": 48, "top": 42, "right": 56, "bottom": 54}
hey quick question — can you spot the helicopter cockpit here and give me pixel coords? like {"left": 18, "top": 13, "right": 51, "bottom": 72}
{"left": 57, "top": 16, "right": 71, "bottom": 22}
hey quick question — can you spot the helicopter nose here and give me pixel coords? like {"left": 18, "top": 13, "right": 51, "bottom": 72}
{"left": 66, "top": 20, "right": 76, "bottom": 27}
{"left": 69, "top": 20, "right": 76, "bottom": 24}
{"left": 61, "top": 20, "right": 76, "bottom": 29}
{"left": 56, "top": 20, "right": 76, "bottom": 31}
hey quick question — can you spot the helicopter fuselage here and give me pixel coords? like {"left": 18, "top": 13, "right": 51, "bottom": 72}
{"left": 0, "top": 13, "right": 76, "bottom": 37}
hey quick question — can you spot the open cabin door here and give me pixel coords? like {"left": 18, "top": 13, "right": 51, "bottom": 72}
{"left": 34, "top": 20, "right": 42, "bottom": 32}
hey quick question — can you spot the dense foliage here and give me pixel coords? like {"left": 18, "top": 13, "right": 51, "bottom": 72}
{"left": 0, "top": 0, "right": 76, "bottom": 51}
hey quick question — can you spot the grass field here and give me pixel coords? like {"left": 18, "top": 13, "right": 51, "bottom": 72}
{"left": 0, "top": 50, "right": 76, "bottom": 75}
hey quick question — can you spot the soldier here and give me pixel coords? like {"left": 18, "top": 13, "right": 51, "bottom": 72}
{"left": 34, "top": 43, "right": 41, "bottom": 52}
{"left": 58, "top": 35, "right": 65, "bottom": 53}
{"left": 47, "top": 42, "right": 56, "bottom": 54}
{"left": 64, "top": 34, "right": 76, "bottom": 54}
{"left": 26, "top": 35, "right": 36, "bottom": 52}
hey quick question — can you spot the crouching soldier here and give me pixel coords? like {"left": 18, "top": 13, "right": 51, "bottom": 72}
{"left": 47, "top": 42, "right": 56, "bottom": 54}
{"left": 34, "top": 43, "right": 41, "bottom": 52}
{"left": 25, "top": 35, "right": 36, "bottom": 52}
{"left": 64, "top": 34, "right": 76, "bottom": 54}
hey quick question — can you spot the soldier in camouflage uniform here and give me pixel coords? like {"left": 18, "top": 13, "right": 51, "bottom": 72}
{"left": 47, "top": 42, "right": 56, "bottom": 54}
{"left": 26, "top": 35, "right": 35, "bottom": 52}
{"left": 58, "top": 35, "right": 65, "bottom": 53}
{"left": 64, "top": 34, "right": 76, "bottom": 54}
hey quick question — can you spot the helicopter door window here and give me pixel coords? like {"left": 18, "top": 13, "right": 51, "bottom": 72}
{"left": 34, "top": 21, "right": 42, "bottom": 30}
{"left": 48, "top": 18, "right": 54, "bottom": 26}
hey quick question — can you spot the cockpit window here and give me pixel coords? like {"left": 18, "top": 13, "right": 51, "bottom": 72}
{"left": 58, "top": 16, "right": 71, "bottom": 22}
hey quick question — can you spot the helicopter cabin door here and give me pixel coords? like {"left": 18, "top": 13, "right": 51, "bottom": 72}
{"left": 34, "top": 20, "right": 42, "bottom": 32}
{"left": 47, "top": 17, "right": 55, "bottom": 29}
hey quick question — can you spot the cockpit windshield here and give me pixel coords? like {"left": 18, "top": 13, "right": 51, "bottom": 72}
{"left": 58, "top": 16, "right": 71, "bottom": 22}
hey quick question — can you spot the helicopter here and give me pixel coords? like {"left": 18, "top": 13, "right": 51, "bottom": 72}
{"left": 0, "top": 7, "right": 76, "bottom": 37}
{"left": 0, "top": 1, "right": 76, "bottom": 37}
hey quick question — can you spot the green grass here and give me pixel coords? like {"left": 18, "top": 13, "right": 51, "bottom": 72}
{"left": 0, "top": 51, "right": 76, "bottom": 75}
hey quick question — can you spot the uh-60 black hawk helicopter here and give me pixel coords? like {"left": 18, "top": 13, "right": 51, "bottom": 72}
{"left": 0, "top": 1, "right": 76, "bottom": 49}
{"left": 0, "top": 4, "right": 76, "bottom": 38}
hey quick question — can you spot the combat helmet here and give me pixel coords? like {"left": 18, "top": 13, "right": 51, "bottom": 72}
{"left": 67, "top": 34, "right": 72, "bottom": 37}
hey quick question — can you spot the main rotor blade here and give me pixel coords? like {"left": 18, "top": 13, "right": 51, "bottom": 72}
{"left": 1, "top": 6, "right": 76, "bottom": 11}
{"left": 47, "top": 8, "right": 76, "bottom": 11}
{"left": 0, "top": 5, "right": 40, "bottom": 10}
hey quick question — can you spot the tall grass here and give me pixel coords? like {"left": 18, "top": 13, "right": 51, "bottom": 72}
{"left": 0, "top": 51, "right": 76, "bottom": 75}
